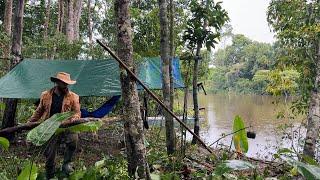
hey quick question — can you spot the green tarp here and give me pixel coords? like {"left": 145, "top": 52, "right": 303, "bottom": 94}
{"left": 0, "top": 58, "right": 184, "bottom": 98}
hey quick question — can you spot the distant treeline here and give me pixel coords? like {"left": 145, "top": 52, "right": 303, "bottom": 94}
{"left": 208, "top": 34, "right": 299, "bottom": 95}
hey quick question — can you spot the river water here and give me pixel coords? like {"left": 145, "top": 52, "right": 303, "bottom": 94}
{"left": 188, "top": 93, "right": 306, "bottom": 160}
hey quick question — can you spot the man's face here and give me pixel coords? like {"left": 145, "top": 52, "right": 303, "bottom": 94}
{"left": 56, "top": 80, "right": 68, "bottom": 91}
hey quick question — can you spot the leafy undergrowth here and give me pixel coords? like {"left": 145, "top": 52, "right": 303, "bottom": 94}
{"left": 0, "top": 118, "right": 126, "bottom": 179}
{"left": 0, "top": 116, "right": 318, "bottom": 179}
{"left": 144, "top": 128, "right": 294, "bottom": 180}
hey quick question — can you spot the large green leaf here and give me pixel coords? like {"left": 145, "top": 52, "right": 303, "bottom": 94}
{"left": 17, "top": 161, "right": 38, "bottom": 180}
{"left": 0, "top": 137, "right": 9, "bottom": 150}
{"left": 26, "top": 112, "right": 74, "bottom": 146}
{"left": 224, "top": 160, "right": 255, "bottom": 170}
{"left": 233, "top": 115, "right": 248, "bottom": 153}
{"left": 58, "top": 121, "right": 103, "bottom": 134}
{"left": 282, "top": 156, "right": 320, "bottom": 180}
{"left": 213, "top": 160, "right": 255, "bottom": 176}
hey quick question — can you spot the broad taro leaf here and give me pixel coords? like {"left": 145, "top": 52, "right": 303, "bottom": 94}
{"left": 233, "top": 115, "right": 248, "bottom": 153}
{"left": 17, "top": 161, "right": 38, "bottom": 180}
{"left": 59, "top": 121, "right": 103, "bottom": 134}
{"left": 27, "top": 112, "right": 74, "bottom": 146}
{"left": 224, "top": 160, "right": 255, "bottom": 170}
{"left": 282, "top": 156, "right": 320, "bottom": 180}
{"left": 0, "top": 137, "right": 9, "bottom": 150}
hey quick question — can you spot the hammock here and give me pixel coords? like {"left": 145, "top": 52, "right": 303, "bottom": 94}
{"left": 81, "top": 95, "right": 121, "bottom": 118}
{"left": 34, "top": 96, "right": 121, "bottom": 118}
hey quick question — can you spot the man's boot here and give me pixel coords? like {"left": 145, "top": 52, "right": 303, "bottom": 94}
{"left": 62, "top": 162, "right": 74, "bottom": 175}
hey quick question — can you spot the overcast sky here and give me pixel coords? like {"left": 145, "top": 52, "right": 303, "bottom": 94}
{"left": 220, "top": 0, "right": 275, "bottom": 43}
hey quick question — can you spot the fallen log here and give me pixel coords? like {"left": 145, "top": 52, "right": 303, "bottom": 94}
{"left": 0, "top": 118, "right": 101, "bottom": 136}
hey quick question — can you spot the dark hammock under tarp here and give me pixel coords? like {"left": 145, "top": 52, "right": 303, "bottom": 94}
{"left": 80, "top": 95, "right": 121, "bottom": 118}
{"left": 34, "top": 95, "right": 121, "bottom": 118}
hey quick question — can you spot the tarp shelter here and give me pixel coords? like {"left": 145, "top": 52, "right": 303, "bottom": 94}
{"left": 0, "top": 58, "right": 184, "bottom": 99}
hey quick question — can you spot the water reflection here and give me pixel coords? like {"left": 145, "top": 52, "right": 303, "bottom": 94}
{"left": 194, "top": 93, "right": 305, "bottom": 159}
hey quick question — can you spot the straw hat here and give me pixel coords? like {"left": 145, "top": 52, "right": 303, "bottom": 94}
{"left": 50, "top": 72, "right": 76, "bottom": 85}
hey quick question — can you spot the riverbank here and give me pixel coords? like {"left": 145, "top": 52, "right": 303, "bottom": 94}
{"left": 0, "top": 117, "right": 304, "bottom": 179}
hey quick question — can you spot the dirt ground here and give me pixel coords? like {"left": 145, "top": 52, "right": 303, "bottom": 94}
{"left": 1, "top": 117, "right": 125, "bottom": 172}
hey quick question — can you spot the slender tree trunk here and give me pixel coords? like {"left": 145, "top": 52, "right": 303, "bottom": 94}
{"left": 3, "top": 0, "right": 13, "bottom": 42}
{"left": 115, "top": 0, "right": 150, "bottom": 178}
{"left": 43, "top": 0, "right": 51, "bottom": 59}
{"left": 73, "top": 0, "right": 82, "bottom": 41}
{"left": 88, "top": 0, "right": 93, "bottom": 45}
{"left": 169, "top": 0, "right": 174, "bottom": 111}
{"left": 181, "top": 59, "right": 191, "bottom": 153}
{"left": 191, "top": 42, "right": 201, "bottom": 144}
{"left": 3, "top": 0, "right": 13, "bottom": 71}
{"left": 159, "top": 0, "right": 175, "bottom": 155}
{"left": 57, "top": 0, "right": 64, "bottom": 33}
{"left": 2, "top": 0, "right": 25, "bottom": 141}
{"left": 303, "top": 39, "right": 320, "bottom": 158}
{"left": 52, "top": 0, "right": 64, "bottom": 60}
{"left": 192, "top": 0, "right": 208, "bottom": 144}
{"left": 66, "top": 0, "right": 74, "bottom": 42}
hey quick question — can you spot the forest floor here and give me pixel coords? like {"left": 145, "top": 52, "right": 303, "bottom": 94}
{"left": 0, "top": 117, "right": 300, "bottom": 179}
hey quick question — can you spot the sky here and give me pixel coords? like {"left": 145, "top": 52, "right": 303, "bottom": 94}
{"left": 219, "top": 0, "right": 275, "bottom": 44}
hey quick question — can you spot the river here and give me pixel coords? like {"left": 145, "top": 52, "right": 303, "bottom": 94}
{"left": 188, "top": 93, "right": 305, "bottom": 160}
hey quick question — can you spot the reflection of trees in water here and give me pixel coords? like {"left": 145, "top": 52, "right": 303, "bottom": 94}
{"left": 197, "top": 93, "right": 302, "bottom": 133}
{"left": 195, "top": 93, "right": 305, "bottom": 159}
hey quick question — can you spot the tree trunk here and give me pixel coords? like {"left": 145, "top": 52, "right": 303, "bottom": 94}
{"left": 114, "top": 0, "right": 150, "bottom": 178}
{"left": 191, "top": 42, "right": 201, "bottom": 144}
{"left": 87, "top": 0, "right": 93, "bottom": 45}
{"left": 2, "top": 0, "right": 25, "bottom": 140}
{"left": 73, "top": 0, "right": 82, "bottom": 41}
{"left": 52, "top": 0, "right": 64, "bottom": 60}
{"left": 303, "top": 39, "right": 320, "bottom": 158}
{"left": 303, "top": 1, "right": 320, "bottom": 159}
{"left": 169, "top": 0, "right": 174, "bottom": 112}
{"left": 191, "top": 0, "right": 208, "bottom": 144}
{"left": 43, "top": 0, "right": 51, "bottom": 58}
{"left": 3, "top": 0, "right": 13, "bottom": 71}
{"left": 57, "top": 0, "right": 64, "bottom": 33}
{"left": 159, "top": 0, "right": 175, "bottom": 155}
{"left": 66, "top": 0, "right": 74, "bottom": 42}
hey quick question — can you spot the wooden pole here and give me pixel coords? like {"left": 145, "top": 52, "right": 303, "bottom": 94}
{"left": 97, "top": 40, "right": 213, "bottom": 154}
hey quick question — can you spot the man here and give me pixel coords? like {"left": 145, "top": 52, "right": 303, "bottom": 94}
{"left": 28, "top": 72, "right": 81, "bottom": 179}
